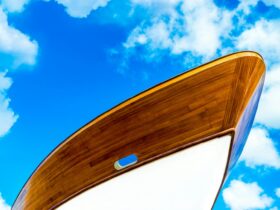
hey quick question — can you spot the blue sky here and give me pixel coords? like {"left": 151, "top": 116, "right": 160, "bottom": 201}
{"left": 0, "top": 0, "right": 280, "bottom": 209}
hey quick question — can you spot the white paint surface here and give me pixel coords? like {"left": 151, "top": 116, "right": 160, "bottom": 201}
{"left": 57, "top": 135, "right": 231, "bottom": 210}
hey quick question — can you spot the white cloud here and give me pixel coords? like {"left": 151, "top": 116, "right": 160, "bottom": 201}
{"left": 264, "top": 64, "right": 280, "bottom": 88}
{"left": 55, "top": 0, "right": 110, "bottom": 18}
{"left": 0, "top": 193, "right": 10, "bottom": 210}
{"left": 124, "top": 20, "right": 172, "bottom": 52}
{"left": 0, "top": 3, "right": 37, "bottom": 138}
{"left": 223, "top": 180, "right": 274, "bottom": 210}
{"left": 236, "top": 0, "right": 259, "bottom": 15}
{"left": 123, "top": 0, "right": 177, "bottom": 53}
{"left": 0, "top": 7, "right": 38, "bottom": 68}
{"left": 239, "top": 127, "right": 280, "bottom": 169}
{"left": 256, "top": 65, "right": 280, "bottom": 128}
{"left": 1, "top": 0, "right": 29, "bottom": 13}
{"left": 262, "top": 0, "right": 280, "bottom": 9}
{"left": 236, "top": 0, "right": 280, "bottom": 14}
{"left": 125, "top": 0, "right": 280, "bottom": 61}
{"left": 132, "top": 0, "right": 180, "bottom": 7}
{"left": 131, "top": 0, "right": 181, "bottom": 16}
{"left": 120, "top": 0, "right": 280, "bottom": 70}
{"left": 124, "top": 0, "right": 233, "bottom": 61}
{"left": 0, "top": 72, "right": 11, "bottom": 90}
{"left": 236, "top": 19, "right": 280, "bottom": 65}
{"left": 276, "top": 188, "right": 280, "bottom": 198}
{"left": 256, "top": 84, "right": 280, "bottom": 128}
{"left": 172, "top": 0, "right": 232, "bottom": 58}
{"left": 0, "top": 71, "right": 18, "bottom": 137}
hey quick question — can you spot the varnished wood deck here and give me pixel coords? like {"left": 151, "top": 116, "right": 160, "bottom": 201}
{"left": 12, "top": 51, "right": 265, "bottom": 210}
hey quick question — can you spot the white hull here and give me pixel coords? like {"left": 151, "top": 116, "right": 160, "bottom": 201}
{"left": 58, "top": 135, "right": 231, "bottom": 210}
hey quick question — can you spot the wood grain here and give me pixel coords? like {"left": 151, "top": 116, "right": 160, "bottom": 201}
{"left": 12, "top": 51, "right": 265, "bottom": 210}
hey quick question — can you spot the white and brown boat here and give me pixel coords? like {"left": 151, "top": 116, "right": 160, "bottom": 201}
{"left": 12, "top": 51, "right": 266, "bottom": 210}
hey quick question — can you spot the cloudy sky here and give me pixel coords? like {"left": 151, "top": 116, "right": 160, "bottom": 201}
{"left": 0, "top": 0, "right": 280, "bottom": 209}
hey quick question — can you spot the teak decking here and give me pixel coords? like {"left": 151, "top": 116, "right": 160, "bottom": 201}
{"left": 12, "top": 51, "right": 266, "bottom": 210}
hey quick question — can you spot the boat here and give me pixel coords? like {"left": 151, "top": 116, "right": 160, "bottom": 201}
{"left": 12, "top": 51, "right": 266, "bottom": 210}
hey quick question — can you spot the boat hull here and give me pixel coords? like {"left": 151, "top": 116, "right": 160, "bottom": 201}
{"left": 12, "top": 52, "right": 265, "bottom": 210}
